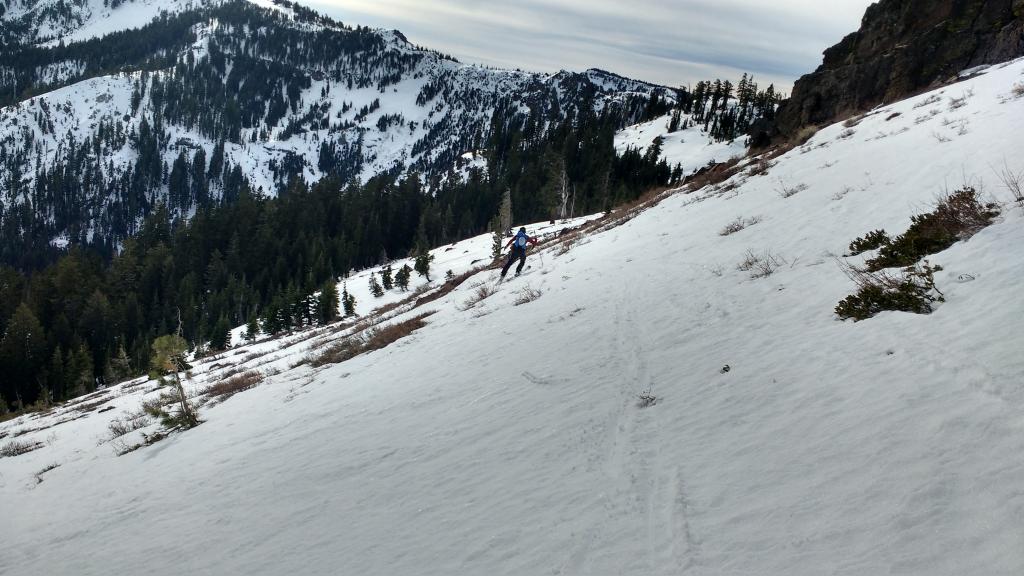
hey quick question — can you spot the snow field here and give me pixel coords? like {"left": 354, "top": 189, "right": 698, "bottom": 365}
{"left": 615, "top": 111, "right": 747, "bottom": 173}
{"left": 2, "top": 58, "right": 1024, "bottom": 575}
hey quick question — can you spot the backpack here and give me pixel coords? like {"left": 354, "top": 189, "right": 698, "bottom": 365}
{"left": 515, "top": 232, "right": 528, "bottom": 249}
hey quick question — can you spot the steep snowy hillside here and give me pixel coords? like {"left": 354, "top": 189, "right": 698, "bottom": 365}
{"left": 0, "top": 0, "right": 201, "bottom": 46}
{"left": 2, "top": 58, "right": 1023, "bottom": 576}
{"left": 616, "top": 111, "right": 747, "bottom": 175}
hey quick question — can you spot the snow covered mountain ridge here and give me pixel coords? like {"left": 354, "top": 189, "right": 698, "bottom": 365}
{"left": 2, "top": 55, "right": 1023, "bottom": 575}
{"left": 0, "top": 0, "right": 676, "bottom": 244}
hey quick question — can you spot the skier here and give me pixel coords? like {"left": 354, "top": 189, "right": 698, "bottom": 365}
{"left": 500, "top": 227, "right": 539, "bottom": 279}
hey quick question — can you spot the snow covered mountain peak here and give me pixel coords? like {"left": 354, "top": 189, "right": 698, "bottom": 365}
{"left": 0, "top": 0, "right": 680, "bottom": 245}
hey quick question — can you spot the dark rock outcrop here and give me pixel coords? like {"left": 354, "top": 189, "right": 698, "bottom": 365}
{"left": 774, "top": 0, "right": 1024, "bottom": 137}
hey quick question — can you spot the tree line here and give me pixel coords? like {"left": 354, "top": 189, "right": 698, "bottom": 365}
{"left": 0, "top": 102, "right": 678, "bottom": 413}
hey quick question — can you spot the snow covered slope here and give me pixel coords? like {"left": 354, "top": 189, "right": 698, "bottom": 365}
{"left": 616, "top": 111, "right": 748, "bottom": 175}
{"left": 0, "top": 0, "right": 201, "bottom": 46}
{"left": 2, "top": 58, "right": 1023, "bottom": 575}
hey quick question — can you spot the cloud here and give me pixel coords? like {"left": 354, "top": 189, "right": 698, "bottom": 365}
{"left": 307, "top": 0, "right": 876, "bottom": 91}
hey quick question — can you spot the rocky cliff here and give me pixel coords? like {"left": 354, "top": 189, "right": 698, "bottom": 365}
{"left": 773, "top": 0, "right": 1024, "bottom": 138}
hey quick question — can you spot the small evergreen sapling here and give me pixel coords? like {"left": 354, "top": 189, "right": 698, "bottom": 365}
{"left": 341, "top": 284, "right": 357, "bottom": 317}
{"left": 245, "top": 315, "right": 260, "bottom": 342}
{"left": 395, "top": 265, "right": 412, "bottom": 291}
{"left": 380, "top": 264, "right": 394, "bottom": 290}
{"left": 149, "top": 334, "right": 199, "bottom": 430}
{"left": 414, "top": 249, "right": 434, "bottom": 281}
{"left": 369, "top": 272, "right": 385, "bottom": 297}
{"left": 491, "top": 231, "right": 502, "bottom": 259}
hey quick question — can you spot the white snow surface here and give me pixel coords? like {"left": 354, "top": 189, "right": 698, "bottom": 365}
{"left": 3, "top": 58, "right": 1024, "bottom": 575}
{"left": 615, "top": 111, "right": 747, "bottom": 173}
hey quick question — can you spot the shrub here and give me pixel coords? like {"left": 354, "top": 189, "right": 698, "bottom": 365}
{"left": 865, "top": 187, "right": 997, "bottom": 271}
{"left": 107, "top": 413, "right": 150, "bottom": 439}
{"left": 461, "top": 283, "right": 496, "bottom": 310}
{"left": 719, "top": 215, "right": 762, "bottom": 236}
{"left": 205, "top": 371, "right": 264, "bottom": 400}
{"left": 311, "top": 313, "right": 434, "bottom": 367}
{"left": 737, "top": 249, "right": 786, "bottom": 278}
{"left": 139, "top": 387, "right": 200, "bottom": 430}
{"left": 994, "top": 161, "right": 1024, "bottom": 206}
{"left": 637, "top": 390, "right": 658, "bottom": 408}
{"left": 746, "top": 156, "right": 776, "bottom": 177}
{"left": 836, "top": 261, "right": 944, "bottom": 321}
{"left": 415, "top": 266, "right": 482, "bottom": 307}
{"left": 777, "top": 180, "right": 809, "bottom": 198}
{"left": 0, "top": 439, "right": 44, "bottom": 458}
{"left": 513, "top": 286, "right": 542, "bottom": 306}
{"left": 363, "top": 313, "right": 433, "bottom": 353}
{"left": 847, "top": 229, "right": 890, "bottom": 255}
{"left": 310, "top": 337, "right": 365, "bottom": 368}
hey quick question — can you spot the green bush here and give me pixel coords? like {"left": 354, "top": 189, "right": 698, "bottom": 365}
{"left": 836, "top": 262, "right": 944, "bottom": 321}
{"left": 847, "top": 229, "right": 889, "bottom": 255}
{"left": 865, "top": 187, "right": 996, "bottom": 271}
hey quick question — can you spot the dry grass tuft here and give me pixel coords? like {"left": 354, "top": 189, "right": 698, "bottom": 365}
{"left": 737, "top": 249, "right": 787, "bottom": 278}
{"left": 777, "top": 181, "right": 809, "bottom": 198}
{"left": 513, "top": 286, "right": 543, "bottom": 306}
{"left": 205, "top": 371, "right": 265, "bottom": 400}
{"left": 993, "top": 160, "right": 1024, "bottom": 205}
{"left": 311, "top": 312, "right": 435, "bottom": 367}
{"left": 0, "top": 439, "right": 45, "bottom": 458}
{"left": 461, "top": 283, "right": 496, "bottom": 310}
{"left": 363, "top": 313, "right": 434, "bottom": 353}
{"left": 34, "top": 462, "right": 61, "bottom": 484}
{"left": 719, "top": 215, "right": 762, "bottom": 236}
{"left": 107, "top": 413, "right": 150, "bottom": 439}
{"left": 637, "top": 390, "right": 659, "bottom": 408}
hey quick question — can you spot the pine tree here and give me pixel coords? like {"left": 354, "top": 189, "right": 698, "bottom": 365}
{"left": 499, "top": 188, "right": 512, "bottom": 234}
{"left": 245, "top": 315, "right": 260, "bottom": 342}
{"left": 369, "top": 272, "right": 384, "bottom": 297}
{"left": 491, "top": 230, "right": 503, "bottom": 259}
{"left": 318, "top": 281, "right": 339, "bottom": 325}
{"left": 380, "top": 264, "right": 393, "bottom": 290}
{"left": 48, "top": 348, "right": 66, "bottom": 402}
{"left": 668, "top": 109, "right": 682, "bottom": 133}
{"left": 69, "top": 343, "right": 94, "bottom": 398}
{"left": 0, "top": 303, "right": 47, "bottom": 409}
{"left": 395, "top": 264, "right": 412, "bottom": 291}
{"left": 341, "top": 283, "right": 356, "bottom": 317}
{"left": 414, "top": 250, "right": 433, "bottom": 281}
{"left": 209, "top": 316, "right": 231, "bottom": 351}
{"left": 105, "top": 342, "right": 133, "bottom": 384}
{"left": 150, "top": 334, "right": 199, "bottom": 429}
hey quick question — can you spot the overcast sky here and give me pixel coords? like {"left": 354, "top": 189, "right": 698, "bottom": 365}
{"left": 307, "top": 0, "right": 877, "bottom": 93}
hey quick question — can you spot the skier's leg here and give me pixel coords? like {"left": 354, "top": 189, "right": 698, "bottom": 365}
{"left": 515, "top": 251, "right": 527, "bottom": 275}
{"left": 501, "top": 251, "right": 515, "bottom": 277}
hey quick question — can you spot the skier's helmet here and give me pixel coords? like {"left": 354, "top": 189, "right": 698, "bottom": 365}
{"left": 519, "top": 227, "right": 526, "bottom": 233}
